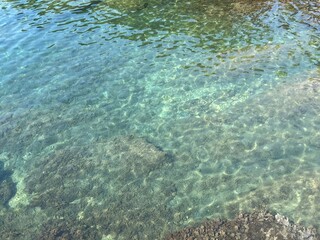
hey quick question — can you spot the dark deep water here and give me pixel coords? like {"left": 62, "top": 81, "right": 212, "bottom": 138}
{"left": 0, "top": 0, "right": 319, "bottom": 239}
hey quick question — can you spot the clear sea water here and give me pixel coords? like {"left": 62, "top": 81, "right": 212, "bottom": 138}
{"left": 0, "top": 0, "right": 319, "bottom": 239}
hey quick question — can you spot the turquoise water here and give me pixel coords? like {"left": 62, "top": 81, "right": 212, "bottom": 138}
{"left": 0, "top": 0, "right": 319, "bottom": 239}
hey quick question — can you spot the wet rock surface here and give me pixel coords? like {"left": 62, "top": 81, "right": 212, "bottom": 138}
{"left": 165, "top": 211, "right": 319, "bottom": 240}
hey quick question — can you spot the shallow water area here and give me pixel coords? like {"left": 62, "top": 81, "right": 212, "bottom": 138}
{"left": 0, "top": 0, "right": 320, "bottom": 239}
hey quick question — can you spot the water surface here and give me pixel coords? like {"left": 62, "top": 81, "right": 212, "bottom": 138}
{"left": 0, "top": 0, "right": 319, "bottom": 239}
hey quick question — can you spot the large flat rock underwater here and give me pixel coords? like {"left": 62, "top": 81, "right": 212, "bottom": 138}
{"left": 24, "top": 135, "right": 176, "bottom": 239}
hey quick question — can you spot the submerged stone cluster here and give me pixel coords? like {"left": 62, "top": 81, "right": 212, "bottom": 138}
{"left": 166, "top": 211, "right": 319, "bottom": 240}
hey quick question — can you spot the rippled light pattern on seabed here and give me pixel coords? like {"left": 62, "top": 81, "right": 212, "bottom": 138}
{"left": 0, "top": 0, "right": 319, "bottom": 239}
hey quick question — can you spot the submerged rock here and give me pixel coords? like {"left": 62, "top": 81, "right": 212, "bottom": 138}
{"left": 0, "top": 161, "right": 16, "bottom": 207}
{"left": 165, "top": 210, "right": 319, "bottom": 240}
{"left": 25, "top": 135, "right": 175, "bottom": 239}
{"left": 0, "top": 179, "right": 16, "bottom": 207}
{"left": 26, "top": 135, "right": 173, "bottom": 209}
{"left": 37, "top": 220, "right": 100, "bottom": 240}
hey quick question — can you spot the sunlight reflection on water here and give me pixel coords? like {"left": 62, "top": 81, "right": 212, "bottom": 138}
{"left": 0, "top": 0, "right": 319, "bottom": 239}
